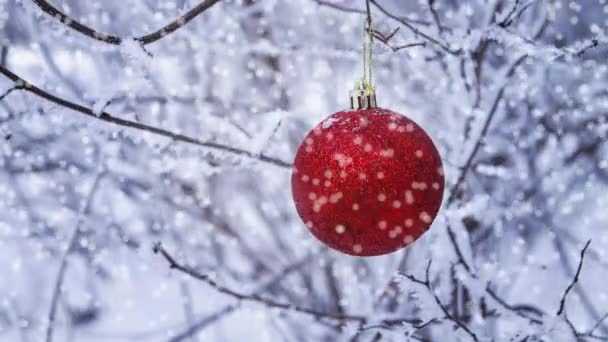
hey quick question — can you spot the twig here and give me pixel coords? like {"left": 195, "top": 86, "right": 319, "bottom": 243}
{"left": 370, "top": 0, "right": 461, "bottom": 55}
{"left": 388, "top": 42, "right": 426, "bottom": 52}
{"left": 575, "top": 38, "right": 600, "bottom": 57}
{"left": 0, "top": 46, "right": 7, "bottom": 66}
{"left": 136, "top": 0, "right": 222, "bottom": 45}
{"left": 485, "top": 286, "right": 543, "bottom": 324}
{"left": 46, "top": 174, "right": 104, "bottom": 342}
{"left": 446, "top": 54, "right": 528, "bottom": 206}
{"left": 556, "top": 239, "right": 592, "bottom": 316}
{"left": 312, "top": 0, "right": 430, "bottom": 25}
{"left": 400, "top": 260, "right": 479, "bottom": 341}
{"left": 168, "top": 250, "right": 325, "bottom": 341}
{"left": 170, "top": 306, "right": 235, "bottom": 342}
{"left": 154, "top": 243, "right": 425, "bottom": 331}
{"left": 445, "top": 222, "right": 472, "bottom": 273}
{"left": 153, "top": 242, "right": 367, "bottom": 322}
{"left": 440, "top": 54, "right": 528, "bottom": 278}
{"left": 575, "top": 312, "right": 608, "bottom": 340}
{"left": 358, "top": 317, "right": 441, "bottom": 335}
{"left": 369, "top": 28, "right": 426, "bottom": 52}
{"left": 500, "top": 0, "right": 537, "bottom": 28}
{"left": 31, "top": 0, "right": 222, "bottom": 45}
{"left": 0, "top": 65, "right": 291, "bottom": 169}
{"left": 498, "top": 0, "right": 520, "bottom": 27}
{"left": 588, "top": 313, "right": 608, "bottom": 336}
{"left": 427, "top": 0, "right": 443, "bottom": 33}
{"left": 0, "top": 86, "right": 23, "bottom": 101}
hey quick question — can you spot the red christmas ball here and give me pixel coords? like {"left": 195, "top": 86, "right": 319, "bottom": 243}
{"left": 291, "top": 107, "right": 444, "bottom": 256}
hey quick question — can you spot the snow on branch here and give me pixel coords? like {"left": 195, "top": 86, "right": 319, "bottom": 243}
{"left": 0, "top": 65, "right": 291, "bottom": 169}
{"left": 153, "top": 242, "right": 428, "bottom": 331}
{"left": 399, "top": 260, "right": 480, "bottom": 341}
{"left": 312, "top": 0, "right": 431, "bottom": 25}
{"left": 369, "top": 0, "right": 461, "bottom": 55}
{"left": 31, "top": 0, "right": 222, "bottom": 45}
{"left": 46, "top": 173, "right": 105, "bottom": 342}
{"left": 153, "top": 242, "right": 368, "bottom": 322}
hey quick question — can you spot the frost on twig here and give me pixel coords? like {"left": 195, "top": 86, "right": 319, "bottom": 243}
{"left": 30, "top": 0, "right": 223, "bottom": 45}
{"left": 0, "top": 65, "right": 292, "bottom": 168}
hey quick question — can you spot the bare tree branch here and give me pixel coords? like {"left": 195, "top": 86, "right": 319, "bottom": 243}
{"left": 400, "top": 260, "right": 479, "bottom": 341}
{"left": 370, "top": 0, "right": 461, "bottom": 55}
{"left": 498, "top": 0, "right": 521, "bottom": 27}
{"left": 446, "top": 54, "right": 528, "bottom": 207}
{"left": 154, "top": 242, "right": 425, "bottom": 331}
{"left": 312, "top": 0, "right": 430, "bottom": 25}
{"left": 557, "top": 239, "right": 592, "bottom": 316}
{"left": 499, "top": 0, "right": 537, "bottom": 28}
{"left": 369, "top": 28, "right": 426, "bottom": 52}
{"left": 31, "top": 0, "right": 222, "bottom": 45}
{"left": 169, "top": 250, "right": 325, "bottom": 341}
{"left": 0, "top": 86, "right": 23, "bottom": 101}
{"left": 589, "top": 313, "right": 608, "bottom": 336}
{"left": 46, "top": 173, "right": 104, "bottom": 342}
{"left": 485, "top": 285, "right": 543, "bottom": 324}
{"left": 153, "top": 242, "right": 368, "bottom": 322}
{"left": 0, "top": 65, "right": 291, "bottom": 169}
{"left": 577, "top": 312, "right": 608, "bottom": 340}
{"left": 0, "top": 46, "right": 7, "bottom": 66}
{"left": 427, "top": 0, "right": 443, "bottom": 33}
{"left": 441, "top": 54, "right": 528, "bottom": 278}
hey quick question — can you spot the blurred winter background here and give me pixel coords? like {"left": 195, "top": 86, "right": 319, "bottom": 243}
{"left": 0, "top": 0, "right": 607, "bottom": 341}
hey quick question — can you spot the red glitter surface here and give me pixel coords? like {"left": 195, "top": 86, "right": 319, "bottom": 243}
{"left": 291, "top": 108, "right": 445, "bottom": 256}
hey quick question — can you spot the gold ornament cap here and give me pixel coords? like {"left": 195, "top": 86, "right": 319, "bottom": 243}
{"left": 350, "top": 81, "right": 377, "bottom": 110}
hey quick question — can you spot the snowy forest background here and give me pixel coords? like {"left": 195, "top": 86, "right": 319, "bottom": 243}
{"left": 0, "top": 0, "right": 607, "bottom": 341}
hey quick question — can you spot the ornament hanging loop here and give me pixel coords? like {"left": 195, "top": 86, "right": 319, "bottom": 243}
{"left": 350, "top": 16, "right": 377, "bottom": 110}
{"left": 363, "top": 17, "right": 373, "bottom": 89}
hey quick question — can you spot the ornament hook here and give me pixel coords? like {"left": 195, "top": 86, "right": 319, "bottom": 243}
{"left": 350, "top": 14, "right": 377, "bottom": 110}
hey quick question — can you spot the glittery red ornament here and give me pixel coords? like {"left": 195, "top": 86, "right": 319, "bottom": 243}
{"left": 291, "top": 107, "right": 444, "bottom": 256}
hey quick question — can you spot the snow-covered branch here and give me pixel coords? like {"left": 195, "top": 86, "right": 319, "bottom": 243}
{"left": 31, "top": 0, "right": 222, "bottom": 45}
{"left": 0, "top": 65, "right": 291, "bottom": 168}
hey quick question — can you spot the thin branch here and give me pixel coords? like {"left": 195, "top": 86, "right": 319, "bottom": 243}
{"left": 358, "top": 317, "right": 441, "bottom": 336}
{"left": 400, "top": 260, "right": 479, "bottom": 341}
{"left": 498, "top": 0, "right": 521, "bottom": 27}
{"left": 169, "top": 250, "right": 326, "bottom": 342}
{"left": 556, "top": 239, "right": 592, "bottom": 316}
{"left": 0, "top": 86, "right": 22, "bottom": 101}
{"left": 370, "top": 28, "right": 426, "bottom": 52}
{"left": 427, "top": 0, "right": 443, "bottom": 33}
{"left": 154, "top": 243, "right": 425, "bottom": 331}
{"left": 445, "top": 222, "right": 473, "bottom": 273}
{"left": 500, "top": 0, "right": 537, "bottom": 28}
{"left": 170, "top": 306, "right": 235, "bottom": 342}
{"left": 46, "top": 174, "right": 104, "bottom": 342}
{"left": 31, "top": 0, "right": 222, "bottom": 45}
{"left": 575, "top": 37, "right": 600, "bottom": 57}
{"left": 136, "top": 0, "right": 222, "bottom": 45}
{"left": 0, "top": 65, "right": 291, "bottom": 169}
{"left": 446, "top": 54, "right": 528, "bottom": 206}
{"left": 153, "top": 242, "right": 367, "bottom": 323}
{"left": 312, "top": 0, "right": 430, "bottom": 25}
{"left": 389, "top": 42, "right": 426, "bottom": 52}
{"left": 485, "top": 286, "right": 543, "bottom": 324}
{"left": 0, "top": 46, "right": 7, "bottom": 66}
{"left": 587, "top": 313, "right": 608, "bottom": 336}
{"left": 370, "top": 0, "right": 461, "bottom": 55}
{"left": 576, "top": 312, "right": 608, "bottom": 340}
